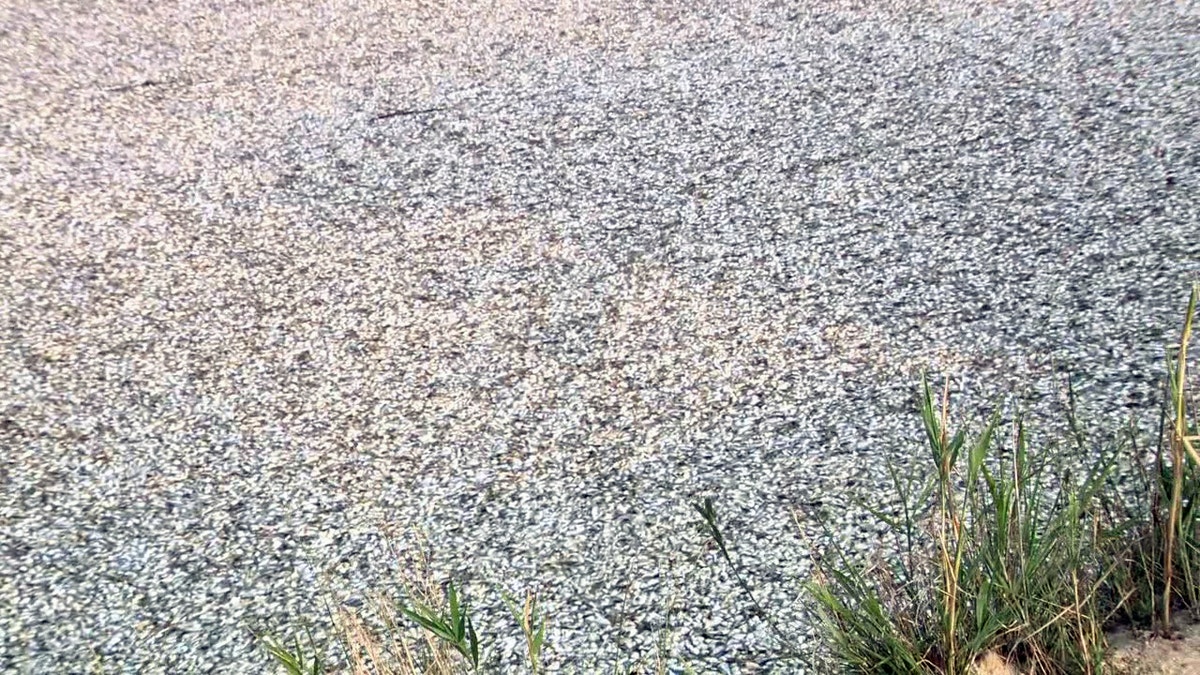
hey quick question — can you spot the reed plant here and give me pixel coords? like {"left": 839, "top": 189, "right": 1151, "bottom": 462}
{"left": 805, "top": 286, "right": 1200, "bottom": 674}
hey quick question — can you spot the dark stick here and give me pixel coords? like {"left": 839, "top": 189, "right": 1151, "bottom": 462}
{"left": 110, "top": 79, "right": 167, "bottom": 93}
{"left": 371, "top": 106, "right": 447, "bottom": 121}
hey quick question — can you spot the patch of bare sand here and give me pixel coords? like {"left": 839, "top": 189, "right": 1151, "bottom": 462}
{"left": 1108, "top": 619, "right": 1200, "bottom": 675}
{"left": 966, "top": 620, "right": 1200, "bottom": 675}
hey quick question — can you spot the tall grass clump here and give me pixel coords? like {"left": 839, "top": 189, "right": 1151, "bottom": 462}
{"left": 809, "top": 381, "right": 1120, "bottom": 674}
{"left": 1105, "top": 286, "right": 1200, "bottom": 636}
{"left": 807, "top": 286, "right": 1200, "bottom": 674}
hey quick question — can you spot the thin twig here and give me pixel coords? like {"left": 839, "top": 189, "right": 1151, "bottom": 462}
{"left": 372, "top": 107, "right": 447, "bottom": 121}
{"left": 107, "top": 78, "right": 211, "bottom": 93}
{"left": 109, "top": 79, "right": 167, "bottom": 93}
